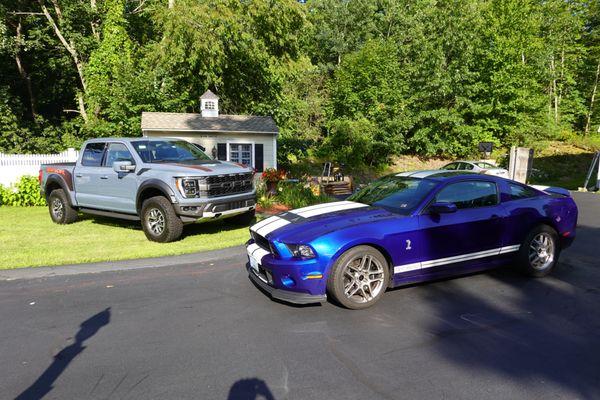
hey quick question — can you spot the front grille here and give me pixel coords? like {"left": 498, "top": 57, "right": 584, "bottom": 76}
{"left": 200, "top": 173, "right": 253, "bottom": 198}
{"left": 251, "top": 231, "right": 270, "bottom": 251}
{"left": 211, "top": 199, "right": 255, "bottom": 213}
{"left": 251, "top": 231, "right": 277, "bottom": 255}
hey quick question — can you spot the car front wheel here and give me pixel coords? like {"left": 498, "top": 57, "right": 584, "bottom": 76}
{"left": 518, "top": 225, "right": 559, "bottom": 277}
{"left": 327, "top": 245, "right": 390, "bottom": 309}
{"left": 141, "top": 196, "right": 183, "bottom": 243}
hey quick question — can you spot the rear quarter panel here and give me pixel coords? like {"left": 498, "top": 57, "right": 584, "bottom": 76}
{"left": 500, "top": 193, "right": 578, "bottom": 247}
{"left": 41, "top": 163, "right": 77, "bottom": 205}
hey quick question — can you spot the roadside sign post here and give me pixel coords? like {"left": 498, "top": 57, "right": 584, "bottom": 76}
{"left": 582, "top": 151, "right": 600, "bottom": 191}
{"left": 478, "top": 142, "right": 493, "bottom": 160}
{"left": 508, "top": 146, "right": 534, "bottom": 183}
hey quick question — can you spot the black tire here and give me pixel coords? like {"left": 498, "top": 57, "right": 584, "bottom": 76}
{"left": 141, "top": 196, "right": 183, "bottom": 243}
{"left": 227, "top": 209, "right": 256, "bottom": 226}
{"left": 327, "top": 245, "right": 390, "bottom": 310}
{"left": 48, "top": 189, "right": 78, "bottom": 224}
{"left": 517, "top": 225, "right": 560, "bottom": 277}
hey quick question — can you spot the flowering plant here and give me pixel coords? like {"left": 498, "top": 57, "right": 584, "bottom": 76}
{"left": 261, "top": 168, "right": 286, "bottom": 182}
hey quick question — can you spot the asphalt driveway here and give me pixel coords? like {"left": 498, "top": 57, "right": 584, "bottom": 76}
{"left": 1, "top": 193, "right": 599, "bottom": 399}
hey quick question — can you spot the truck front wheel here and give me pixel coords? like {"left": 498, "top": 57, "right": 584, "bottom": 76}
{"left": 141, "top": 196, "right": 183, "bottom": 243}
{"left": 48, "top": 189, "right": 78, "bottom": 224}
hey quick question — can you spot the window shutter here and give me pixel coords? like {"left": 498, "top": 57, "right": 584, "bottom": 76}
{"left": 217, "top": 143, "right": 227, "bottom": 161}
{"left": 254, "top": 144, "right": 264, "bottom": 172}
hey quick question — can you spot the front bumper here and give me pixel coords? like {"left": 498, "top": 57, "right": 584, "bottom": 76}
{"left": 247, "top": 266, "right": 327, "bottom": 304}
{"left": 175, "top": 192, "right": 255, "bottom": 221}
{"left": 246, "top": 241, "right": 328, "bottom": 305}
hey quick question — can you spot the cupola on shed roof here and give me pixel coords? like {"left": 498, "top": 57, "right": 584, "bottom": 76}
{"left": 200, "top": 89, "right": 219, "bottom": 117}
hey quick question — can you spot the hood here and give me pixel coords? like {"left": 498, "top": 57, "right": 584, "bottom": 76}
{"left": 144, "top": 160, "right": 252, "bottom": 176}
{"left": 250, "top": 201, "right": 398, "bottom": 243}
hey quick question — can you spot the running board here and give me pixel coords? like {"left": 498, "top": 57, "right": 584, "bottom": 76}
{"left": 79, "top": 208, "right": 140, "bottom": 221}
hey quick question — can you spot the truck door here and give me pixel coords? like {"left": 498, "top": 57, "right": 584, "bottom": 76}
{"left": 75, "top": 142, "right": 107, "bottom": 208}
{"left": 100, "top": 142, "right": 138, "bottom": 213}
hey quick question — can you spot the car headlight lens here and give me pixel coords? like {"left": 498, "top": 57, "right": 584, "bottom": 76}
{"left": 176, "top": 178, "right": 199, "bottom": 198}
{"left": 286, "top": 244, "right": 316, "bottom": 259}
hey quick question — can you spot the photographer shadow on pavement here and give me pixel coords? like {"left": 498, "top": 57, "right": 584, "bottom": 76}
{"left": 227, "top": 378, "right": 276, "bottom": 400}
{"left": 15, "top": 308, "right": 111, "bottom": 400}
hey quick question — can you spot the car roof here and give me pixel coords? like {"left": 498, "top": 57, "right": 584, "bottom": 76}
{"left": 395, "top": 170, "right": 491, "bottom": 181}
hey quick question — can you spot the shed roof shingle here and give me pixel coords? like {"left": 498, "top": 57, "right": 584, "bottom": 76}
{"left": 141, "top": 112, "right": 278, "bottom": 134}
{"left": 200, "top": 90, "right": 219, "bottom": 100}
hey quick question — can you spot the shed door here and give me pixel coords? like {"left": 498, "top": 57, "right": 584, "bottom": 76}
{"left": 254, "top": 144, "right": 264, "bottom": 172}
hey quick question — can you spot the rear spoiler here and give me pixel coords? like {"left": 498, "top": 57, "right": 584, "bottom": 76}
{"left": 529, "top": 185, "right": 571, "bottom": 197}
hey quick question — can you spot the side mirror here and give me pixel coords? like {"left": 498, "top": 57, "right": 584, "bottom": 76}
{"left": 113, "top": 160, "right": 135, "bottom": 173}
{"left": 429, "top": 201, "right": 457, "bottom": 214}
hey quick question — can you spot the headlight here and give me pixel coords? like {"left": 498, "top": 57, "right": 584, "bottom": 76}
{"left": 176, "top": 178, "right": 199, "bottom": 198}
{"left": 286, "top": 244, "right": 316, "bottom": 259}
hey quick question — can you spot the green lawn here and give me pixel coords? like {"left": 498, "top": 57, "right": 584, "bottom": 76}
{"left": 0, "top": 207, "right": 251, "bottom": 269}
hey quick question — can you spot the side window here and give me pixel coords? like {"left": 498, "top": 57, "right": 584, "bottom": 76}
{"left": 507, "top": 183, "right": 539, "bottom": 201}
{"left": 444, "top": 163, "right": 458, "bottom": 170}
{"left": 461, "top": 163, "right": 474, "bottom": 170}
{"left": 435, "top": 181, "right": 498, "bottom": 209}
{"left": 104, "top": 143, "right": 135, "bottom": 167}
{"left": 81, "top": 143, "right": 106, "bottom": 167}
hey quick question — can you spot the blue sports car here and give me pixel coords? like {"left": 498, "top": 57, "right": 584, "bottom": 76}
{"left": 246, "top": 171, "right": 578, "bottom": 309}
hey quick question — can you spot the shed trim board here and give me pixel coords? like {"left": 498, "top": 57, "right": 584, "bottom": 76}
{"left": 272, "top": 136, "right": 277, "bottom": 170}
{"left": 142, "top": 129, "right": 278, "bottom": 135}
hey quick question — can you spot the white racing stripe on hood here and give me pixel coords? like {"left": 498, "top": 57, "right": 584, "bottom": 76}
{"left": 294, "top": 201, "right": 368, "bottom": 218}
{"left": 250, "top": 215, "right": 280, "bottom": 231}
{"left": 286, "top": 200, "right": 355, "bottom": 215}
{"left": 249, "top": 201, "right": 368, "bottom": 237}
{"left": 254, "top": 217, "right": 291, "bottom": 236}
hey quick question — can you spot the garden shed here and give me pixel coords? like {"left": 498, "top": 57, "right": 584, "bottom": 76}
{"left": 141, "top": 90, "right": 278, "bottom": 171}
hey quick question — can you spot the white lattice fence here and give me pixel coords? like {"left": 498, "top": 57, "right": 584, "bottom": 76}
{"left": 0, "top": 148, "right": 79, "bottom": 187}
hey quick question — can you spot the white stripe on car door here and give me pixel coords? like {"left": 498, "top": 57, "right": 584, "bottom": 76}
{"left": 393, "top": 245, "right": 521, "bottom": 274}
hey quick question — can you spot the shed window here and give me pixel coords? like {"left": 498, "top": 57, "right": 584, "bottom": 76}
{"left": 229, "top": 143, "right": 252, "bottom": 166}
{"left": 204, "top": 101, "right": 215, "bottom": 110}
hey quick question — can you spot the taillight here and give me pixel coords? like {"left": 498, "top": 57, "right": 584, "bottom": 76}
{"left": 38, "top": 169, "right": 43, "bottom": 184}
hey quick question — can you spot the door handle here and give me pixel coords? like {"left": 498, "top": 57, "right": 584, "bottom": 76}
{"left": 100, "top": 176, "right": 108, "bottom": 180}
{"left": 75, "top": 174, "right": 82, "bottom": 178}
{"left": 491, "top": 214, "right": 501, "bottom": 219}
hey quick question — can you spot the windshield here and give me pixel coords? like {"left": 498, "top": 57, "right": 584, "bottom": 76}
{"left": 131, "top": 140, "right": 213, "bottom": 164}
{"left": 348, "top": 175, "right": 437, "bottom": 215}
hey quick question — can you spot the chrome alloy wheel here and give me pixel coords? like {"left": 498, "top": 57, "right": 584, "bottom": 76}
{"left": 529, "top": 232, "right": 555, "bottom": 270}
{"left": 147, "top": 208, "right": 165, "bottom": 235}
{"left": 342, "top": 254, "right": 386, "bottom": 304}
{"left": 51, "top": 198, "right": 64, "bottom": 220}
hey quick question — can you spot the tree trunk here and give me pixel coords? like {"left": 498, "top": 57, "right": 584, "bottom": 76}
{"left": 13, "top": 21, "right": 37, "bottom": 120}
{"left": 550, "top": 55, "right": 558, "bottom": 124}
{"left": 585, "top": 60, "right": 600, "bottom": 136}
{"left": 90, "top": 0, "right": 99, "bottom": 40}
{"left": 38, "top": 0, "right": 88, "bottom": 121}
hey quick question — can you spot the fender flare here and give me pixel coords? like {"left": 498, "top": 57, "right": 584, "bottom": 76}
{"left": 136, "top": 179, "right": 177, "bottom": 212}
{"left": 44, "top": 174, "right": 75, "bottom": 206}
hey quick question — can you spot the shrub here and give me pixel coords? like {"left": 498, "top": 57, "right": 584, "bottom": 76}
{"left": 275, "top": 181, "right": 331, "bottom": 209}
{"left": 1, "top": 175, "right": 46, "bottom": 206}
{"left": 256, "top": 179, "right": 276, "bottom": 209}
{"left": 262, "top": 168, "right": 286, "bottom": 183}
